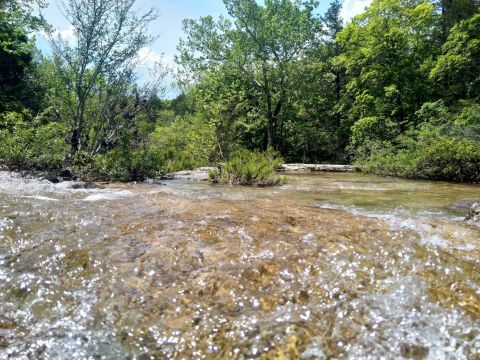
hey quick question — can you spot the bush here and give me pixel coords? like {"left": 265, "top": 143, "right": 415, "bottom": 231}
{"left": 148, "top": 114, "right": 216, "bottom": 173}
{"left": 355, "top": 101, "right": 480, "bottom": 183}
{"left": 0, "top": 110, "right": 163, "bottom": 182}
{"left": 350, "top": 116, "right": 397, "bottom": 147}
{"left": 81, "top": 147, "right": 162, "bottom": 182}
{"left": 356, "top": 123, "right": 480, "bottom": 183}
{"left": 211, "top": 148, "right": 285, "bottom": 186}
{"left": 0, "top": 110, "right": 69, "bottom": 170}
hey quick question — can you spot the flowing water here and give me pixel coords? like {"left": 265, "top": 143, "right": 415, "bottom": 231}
{"left": 0, "top": 171, "right": 479, "bottom": 359}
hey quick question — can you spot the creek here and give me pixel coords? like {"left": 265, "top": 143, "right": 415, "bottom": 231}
{"left": 0, "top": 171, "right": 479, "bottom": 359}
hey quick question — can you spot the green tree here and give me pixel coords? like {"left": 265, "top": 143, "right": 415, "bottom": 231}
{"left": 289, "top": 0, "right": 347, "bottom": 162}
{"left": 430, "top": 13, "right": 480, "bottom": 101}
{"left": 336, "top": 0, "right": 438, "bottom": 147}
{"left": 0, "top": 0, "right": 48, "bottom": 113}
{"left": 0, "top": 0, "right": 48, "bottom": 30}
{"left": 177, "top": 0, "right": 321, "bottom": 149}
{"left": 322, "top": 0, "right": 344, "bottom": 124}
{"left": 435, "top": 0, "right": 479, "bottom": 42}
{"left": 50, "top": 0, "right": 159, "bottom": 155}
{"left": 0, "top": 11, "right": 33, "bottom": 112}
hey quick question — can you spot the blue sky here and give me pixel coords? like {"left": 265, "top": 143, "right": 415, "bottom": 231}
{"left": 36, "top": 0, "right": 372, "bottom": 95}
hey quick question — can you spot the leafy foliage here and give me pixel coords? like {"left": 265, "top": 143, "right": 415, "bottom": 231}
{"left": 177, "top": 0, "right": 321, "bottom": 149}
{"left": 357, "top": 102, "right": 480, "bottom": 182}
{"left": 0, "top": 111, "right": 69, "bottom": 169}
{"left": 430, "top": 14, "right": 480, "bottom": 101}
{"left": 0, "top": 9, "right": 34, "bottom": 112}
{"left": 211, "top": 148, "right": 285, "bottom": 186}
{"left": 1, "top": 0, "right": 480, "bottom": 184}
{"left": 81, "top": 147, "right": 161, "bottom": 182}
{"left": 148, "top": 113, "right": 216, "bottom": 173}
{"left": 336, "top": 0, "right": 438, "bottom": 135}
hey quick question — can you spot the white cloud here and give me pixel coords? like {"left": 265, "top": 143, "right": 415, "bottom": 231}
{"left": 37, "top": 25, "right": 76, "bottom": 46}
{"left": 137, "top": 47, "right": 164, "bottom": 67}
{"left": 54, "top": 25, "right": 77, "bottom": 44}
{"left": 341, "top": 0, "right": 373, "bottom": 22}
{"left": 136, "top": 47, "right": 176, "bottom": 95}
{"left": 161, "top": 55, "right": 177, "bottom": 70}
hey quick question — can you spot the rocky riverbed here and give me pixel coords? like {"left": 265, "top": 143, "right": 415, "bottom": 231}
{"left": 0, "top": 171, "right": 479, "bottom": 359}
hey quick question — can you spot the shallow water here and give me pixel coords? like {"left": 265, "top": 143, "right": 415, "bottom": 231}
{"left": 0, "top": 171, "right": 479, "bottom": 359}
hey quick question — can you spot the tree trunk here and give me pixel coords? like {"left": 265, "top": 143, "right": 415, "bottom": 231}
{"left": 335, "top": 69, "right": 341, "bottom": 126}
{"left": 267, "top": 116, "right": 275, "bottom": 148}
{"left": 70, "top": 127, "right": 81, "bottom": 155}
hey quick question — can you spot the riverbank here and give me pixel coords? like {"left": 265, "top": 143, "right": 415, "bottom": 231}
{"left": 0, "top": 163, "right": 356, "bottom": 183}
{"left": 167, "top": 164, "right": 356, "bottom": 182}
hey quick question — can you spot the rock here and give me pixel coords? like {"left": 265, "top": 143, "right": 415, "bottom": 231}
{"left": 448, "top": 199, "right": 480, "bottom": 213}
{"left": 165, "top": 164, "right": 355, "bottom": 181}
{"left": 144, "top": 178, "right": 167, "bottom": 185}
{"left": 0, "top": 164, "right": 9, "bottom": 171}
{"left": 125, "top": 238, "right": 150, "bottom": 262}
{"left": 159, "top": 173, "right": 175, "bottom": 180}
{"left": 400, "top": 343, "right": 429, "bottom": 359}
{"left": 277, "top": 164, "right": 355, "bottom": 173}
{"left": 172, "top": 170, "right": 209, "bottom": 181}
{"left": 70, "top": 182, "right": 101, "bottom": 189}
{"left": 64, "top": 250, "right": 90, "bottom": 270}
{"left": 465, "top": 203, "right": 480, "bottom": 222}
{"left": 286, "top": 216, "right": 299, "bottom": 226}
{"left": 45, "top": 175, "right": 62, "bottom": 184}
{"left": 169, "top": 167, "right": 216, "bottom": 181}
{"left": 60, "top": 167, "right": 76, "bottom": 180}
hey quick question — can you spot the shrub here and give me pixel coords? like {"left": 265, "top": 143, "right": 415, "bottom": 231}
{"left": 211, "top": 148, "right": 285, "bottom": 186}
{"left": 81, "top": 147, "right": 162, "bottom": 182}
{"left": 148, "top": 114, "right": 217, "bottom": 173}
{"left": 0, "top": 110, "right": 69, "bottom": 170}
{"left": 355, "top": 100, "right": 480, "bottom": 183}
{"left": 356, "top": 124, "right": 480, "bottom": 183}
{"left": 350, "top": 116, "right": 397, "bottom": 147}
{"left": 0, "top": 110, "right": 164, "bottom": 181}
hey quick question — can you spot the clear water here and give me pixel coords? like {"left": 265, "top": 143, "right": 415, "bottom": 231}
{"left": 0, "top": 171, "right": 479, "bottom": 359}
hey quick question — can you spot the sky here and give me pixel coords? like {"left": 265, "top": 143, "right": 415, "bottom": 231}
{"left": 36, "top": 0, "right": 373, "bottom": 96}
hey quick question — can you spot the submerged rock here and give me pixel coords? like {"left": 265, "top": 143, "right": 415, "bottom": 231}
{"left": 465, "top": 203, "right": 480, "bottom": 222}
{"left": 145, "top": 178, "right": 167, "bottom": 185}
{"left": 45, "top": 175, "right": 62, "bottom": 184}
{"left": 449, "top": 199, "right": 480, "bottom": 212}
{"left": 11, "top": 168, "right": 78, "bottom": 184}
{"left": 159, "top": 173, "right": 175, "bottom": 180}
{"left": 400, "top": 343, "right": 429, "bottom": 359}
{"left": 59, "top": 167, "right": 76, "bottom": 180}
{"left": 70, "top": 182, "right": 101, "bottom": 189}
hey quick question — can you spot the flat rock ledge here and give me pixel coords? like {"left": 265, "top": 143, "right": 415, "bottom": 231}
{"left": 166, "top": 167, "right": 216, "bottom": 181}
{"left": 277, "top": 164, "right": 355, "bottom": 173}
{"left": 166, "top": 164, "right": 356, "bottom": 181}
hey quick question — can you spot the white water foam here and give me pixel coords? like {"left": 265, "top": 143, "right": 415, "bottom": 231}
{"left": 82, "top": 191, "right": 134, "bottom": 202}
{"left": 318, "top": 202, "right": 479, "bottom": 252}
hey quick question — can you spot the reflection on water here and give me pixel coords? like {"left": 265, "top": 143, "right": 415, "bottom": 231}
{"left": 0, "top": 171, "right": 479, "bottom": 359}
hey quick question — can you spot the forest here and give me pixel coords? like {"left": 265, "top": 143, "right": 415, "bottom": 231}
{"left": 1, "top": 0, "right": 479, "bottom": 183}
